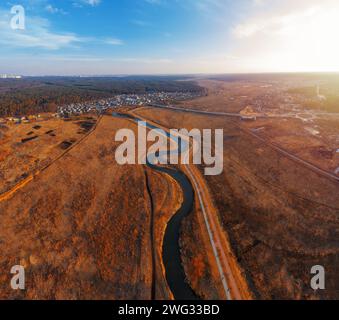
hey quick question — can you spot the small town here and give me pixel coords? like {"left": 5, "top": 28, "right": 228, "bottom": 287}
{"left": 0, "top": 91, "right": 203, "bottom": 125}
{"left": 57, "top": 91, "right": 203, "bottom": 117}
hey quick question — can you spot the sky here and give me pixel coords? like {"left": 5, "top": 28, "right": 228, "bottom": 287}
{"left": 1, "top": 0, "right": 339, "bottom": 75}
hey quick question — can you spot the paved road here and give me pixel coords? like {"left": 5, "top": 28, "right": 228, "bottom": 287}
{"left": 148, "top": 103, "right": 246, "bottom": 118}
{"left": 148, "top": 103, "right": 272, "bottom": 119}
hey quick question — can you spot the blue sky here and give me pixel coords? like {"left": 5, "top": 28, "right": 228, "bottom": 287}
{"left": 0, "top": 0, "right": 339, "bottom": 75}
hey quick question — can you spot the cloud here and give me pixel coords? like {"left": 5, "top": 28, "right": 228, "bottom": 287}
{"left": 0, "top": 10, "right": 82, "bottom": 50}
{"left": 104, "top": 38, "right": 124, "bottom": 45}
{"left": 83, "top": 0, "right": 101, "bottom": 6}
{"left": 185, "top": 0, "right": 230, "bottom": 13}
{"left": 72, "top": 0, "right": 101, "bottom": 8}
{"left": 0, "top": 8, "right": 125, "bottom": 51}
{"left": 45, "top": 5, "right": 67, "bottom": 15}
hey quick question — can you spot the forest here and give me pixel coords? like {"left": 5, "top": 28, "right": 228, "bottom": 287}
{"left": 0, "top": 76, "right": 204, "bottom": 117}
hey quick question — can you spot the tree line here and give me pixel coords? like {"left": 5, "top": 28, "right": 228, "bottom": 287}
{"left": 0, "top": 77, "right": 204, "bottom": 117}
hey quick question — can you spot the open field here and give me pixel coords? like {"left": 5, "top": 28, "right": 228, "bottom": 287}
{"left": 0, "top": 115, "right": 98, "bottom": 194}
{"left": 241, "top": 117, "right": 339, "bottom": 176}
{"left": 134, "top": 105, "right": 339, "bottom": 299}
{"left": 0, "top": 115, "right": 183, "bottom": 299}
{"left": 178, "top": 80, "right": 263, "bottom": 113}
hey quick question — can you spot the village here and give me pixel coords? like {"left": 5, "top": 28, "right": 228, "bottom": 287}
{"left": 0, "top": 91, "right": 203, "bottom": 125}
{"left": 57, "top": 91, "right": 203, "bottom": 117}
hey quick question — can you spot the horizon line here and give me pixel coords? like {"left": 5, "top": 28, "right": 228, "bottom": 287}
{"left": 4, "top": 71, "right": 339, "bottom": 78}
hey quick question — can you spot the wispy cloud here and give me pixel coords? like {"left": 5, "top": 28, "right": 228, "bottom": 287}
{"left": 104, "top": 38, "right": 124, "bottom": 45}
{"left": 82, "top": 0, "right": 101, "bottom": 6}
{"left": 84, "top": 0, "right": 101, "bottom": 6}
{"left": 0, "top": 10, "right": 82, "bottom": 50}
{"left": 72, "top": 0, "right": 102, "bottom": 8}
{"left": 45, "top": 5, "right": 67, "bottom": 15}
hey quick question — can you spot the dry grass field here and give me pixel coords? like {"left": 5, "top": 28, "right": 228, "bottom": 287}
{"left": 134, "top": 106, "right": 339, "bottom": 299}
{"left": 242, "top": 117, "right": 339, "bottom": 175}
{"left": 0, "top": 115, "right": 98, "bottom": 194}
{"left": 0, "top": 115, "right": 181, "bottom": 300}
{"left": 178, "top": 80, "right": 273, "bottom": 113}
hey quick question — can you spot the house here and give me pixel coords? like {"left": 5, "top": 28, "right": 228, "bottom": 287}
{"left": 241, "top": 115, "right": 257, "bottom": 121}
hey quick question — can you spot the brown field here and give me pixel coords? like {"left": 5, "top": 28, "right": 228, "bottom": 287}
{"left": 0, "top": 115, "right": 98, "bottom": 194}
{"left": 134, "top": 105, "right": 339, "bottom": 299}
{"left": 242, "top": 117, "right": 339, "bottom": 175}
{"left": 178, "top": 80, "right": 276, "bottom": 113}
{"left": 0, "top": 78, "right": 338, "bottom": 300}
{"left": 0, "top": 115, "right": 182, "bottom": 299}
{"left": 179, "top": 203, "right": 227, "bottom": 299}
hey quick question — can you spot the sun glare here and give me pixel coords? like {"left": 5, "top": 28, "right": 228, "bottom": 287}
{"left": 293, "top": 6, "right": 339, "bottom": 71}
{"left": 234, "top": 4, "right": 339, "bottom": 73}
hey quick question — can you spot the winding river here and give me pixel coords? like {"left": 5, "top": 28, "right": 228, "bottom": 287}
{"left": 112, "top": 112, "right": 198, "bottom": 300}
